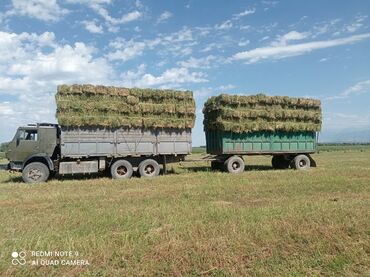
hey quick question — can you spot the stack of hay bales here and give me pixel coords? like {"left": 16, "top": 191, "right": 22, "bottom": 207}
{"left": 203, "top": 93, "right": 322, "bottom": 133}
{"left": 56, "top": 84, "right": 196, "bottom": 129}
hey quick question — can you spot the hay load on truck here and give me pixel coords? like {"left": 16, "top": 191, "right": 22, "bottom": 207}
{"left": 203, "top": 93, "right": 322, "bottom": 173}
{"left": 5, "top": 84, "right": 196, "bottom": 183}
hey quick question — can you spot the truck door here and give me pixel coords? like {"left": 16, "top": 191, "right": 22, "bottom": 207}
{"left": 13, "top": 128, "right": 40, "bottom": 162}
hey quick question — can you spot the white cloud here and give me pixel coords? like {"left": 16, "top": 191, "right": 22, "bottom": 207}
{"left": 326, "top": 80, "right": 370, "bottom": 100}
{"left": 82, "top": 20, "right": 104, "bottom": 34}
{"left": 238, "top": 39, "right": 250, "bottom": 47}
{"left": 5, "top": 0, "right": 68, "bottom": 22}
{"left": 344, "top": 15, "right": 367, "bottom": 33}
{"left": 0, "top": 30, "right": 114, "bottom": 141}
{"left": 232, "top": 33, "right": 370, "bottom": 63}
{"left": 106, "top": 38, "right": 146, "bottom": 61}
{"left": 218, "top": 84, "right": 236, "bottom": 90}
{"left": 66, "top": 0, "right": 111, "bottom": 5}
{"left": 178, "top": 55, "right": 216, "bottom": 69}
{"left": 319, "top": 57, "right": 328, "bottom": 62}
{"left": 120, "top": 65, "right": 208, "bottom": 88}
{"left": 215, "top": 20, "right": 233, "bottom": 30}
{"left": 157, "top": 11, "right": 173, "bottom": 24}
{"left": 271, "top": 31, "right": 310, "bottom": 46}
{"left": 94, "top": 7, "right": 141, "bottom": 25}
{"left": 232, "top": 8, "right": 256, "bottom": 20}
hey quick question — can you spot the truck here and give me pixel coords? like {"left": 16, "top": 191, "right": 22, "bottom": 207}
{"left": 205, "top": 130, "right": 317, "bottom": 173}
{"left": 6, "top": 124, "right": 191, "bottom": 183}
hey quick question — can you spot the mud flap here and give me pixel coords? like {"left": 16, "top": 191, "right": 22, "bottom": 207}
{"left": 308, "top": 154, "right": 317, "bottom": 167}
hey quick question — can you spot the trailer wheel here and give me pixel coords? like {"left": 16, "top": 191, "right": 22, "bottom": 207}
{"left": 139, "top": 159, "right": 160, "bottom": 178}
{"left": 111, "top": 160, "right": 133, "bottom": 179}
{"left": 22, "top": 162, "right": 50, "bottom": 183}
{"left": 271, "top": 155, "right": 290, "bottom": 169}
{"left": 293, "top": 155, "right": 311, "bottom": 170}
{"left": 224, "top": 156, "right": 245, "bottom": 174}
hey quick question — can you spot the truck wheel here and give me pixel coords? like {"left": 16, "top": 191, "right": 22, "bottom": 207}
{"left": 271, "top": 155, "right": 290, "bottom": 169}
{"left": 293, "top": 155, "right": 311, "bottom": 170}
{"left": 139, "top": 159, "right": 160, "bottom": 177}
{"left": 111, "top": 160, "right": 133, "bottom": 179}
{"left": 22, "top": 162, "right": 50, "bottom": 183}
{"left": 224, "top": 156, "right": 244, "bottom": 174}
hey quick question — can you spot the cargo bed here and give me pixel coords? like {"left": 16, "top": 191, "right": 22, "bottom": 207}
{"left": 61, "top": 127, "right": 192, "bottom": 158}
{"left": 205, "top": 130, "right": 317, "bottom": 155}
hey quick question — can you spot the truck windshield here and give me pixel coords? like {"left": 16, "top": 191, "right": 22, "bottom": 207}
{"left": 17, "top": 129, "right": 38, "bottom": 141}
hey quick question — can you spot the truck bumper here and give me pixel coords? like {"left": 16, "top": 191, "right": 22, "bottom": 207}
{"left": 8, "top": 162, "right": 22, "bottom": 171}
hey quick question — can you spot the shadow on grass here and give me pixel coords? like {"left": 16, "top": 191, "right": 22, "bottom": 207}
{"left": 169, "top": 164, "right": 275, "bottom": 174}
{"left": 3, "top": 172, "right": 111, "bottom": 184}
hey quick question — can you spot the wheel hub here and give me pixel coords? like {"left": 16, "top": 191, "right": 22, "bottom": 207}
{"left": 232, "top": 162, "right": 240, "bottom": 170}
{"left": 117, "top": 166, "right": 128, "bottom": 176}
{"left": 145, "top": 165, "right": 154, "bottom": 174}
{"left": 28, "top": 169, "right": 42, "bottom": 181}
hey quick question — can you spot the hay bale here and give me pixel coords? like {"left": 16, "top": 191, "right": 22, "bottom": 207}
{"left": 203, "top": 93, "right": 322, "bottom": 133}
{"left": 56, "top": 84, "right": 196, "bottom": 129}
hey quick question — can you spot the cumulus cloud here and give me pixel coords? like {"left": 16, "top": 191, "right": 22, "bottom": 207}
{"left": 81, "top": 20, "right": 104, "bottom": 34}
{"left": 0, "top": 30, "right": 114, "bottom": 141}
{"left": 106, "top": 38, "right": 146, "bottom": 61}
{"left": 120, "top": 65, "right": 208, "bottom": 87}
{"left": 157, "top": 11, "right": 172, "bottom": 24}
{"left": 232, "top": 33, "right": 370, "bottom": 63}
{"left": 93, "top": 6, "right": 141, "bottom": 25}
{"left": 5, "top": 0, "right": 68, "bottom": 22}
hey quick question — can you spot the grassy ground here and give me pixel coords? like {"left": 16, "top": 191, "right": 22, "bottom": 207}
{"left": 0, "top": 150, "right": 369, "bottom": 276}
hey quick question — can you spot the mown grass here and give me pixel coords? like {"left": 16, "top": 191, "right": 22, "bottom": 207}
{"left": 0, "top": 150, "right": 369, "bottom": 276}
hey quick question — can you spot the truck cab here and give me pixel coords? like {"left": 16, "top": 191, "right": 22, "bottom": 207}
{"left": 6, "top": 124, "right": 59, "bottom": 182}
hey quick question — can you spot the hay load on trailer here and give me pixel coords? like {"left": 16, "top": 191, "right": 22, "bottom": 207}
{"left": 203, "top": 93, "right": 321, "bottom": 133}
{"left": 56, "top": 84, "right": 196, "bottom": 129}
{"left": 203, "top": 93, "right": 322, "bottom": 173}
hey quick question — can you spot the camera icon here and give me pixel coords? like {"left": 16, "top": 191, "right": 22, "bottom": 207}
{"left": 11, "top": 251, "right": 27, "bottom": 265}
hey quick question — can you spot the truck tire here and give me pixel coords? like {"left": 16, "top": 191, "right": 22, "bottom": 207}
{"left": 110, "top": 160, "right": 133, "bottom": 179}
{"left": 271, "top": 155, "right": 290, "bottom": 169}
{"left": 293, "top": 154, "right": 310, "bottom": 170}
{"left": 224, "top": 156, "right": 244, "bottom": 174}
{"left": 22, "top": 162, "right": 50, "bottom": 183}
{"left": 139, "top": 159, "right": 160, "bottom": 177}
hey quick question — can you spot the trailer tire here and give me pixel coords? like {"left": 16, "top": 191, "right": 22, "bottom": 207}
{"left": 22, "top": 162, "right": 50, "bottom": 183}
{"left": 293, "top": 154, "right": 310, "bottom": 170}
{"left": 139, "top": 159, "right": 160, "bottom": 178}
{"left": 224, "top": 156, "right": 244, "bottom": 174}
{"left": 111, "top": 160, "right": 133, "bottom": 179}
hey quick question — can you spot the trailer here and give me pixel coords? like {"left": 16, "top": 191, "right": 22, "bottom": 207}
{"left": 204, "top": 130, "right": 317, "bottom": 173}
{"left": 6, "top": 123, "right": 192, "bottom": 183}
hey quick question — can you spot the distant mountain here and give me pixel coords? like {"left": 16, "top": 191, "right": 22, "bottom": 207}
{"left": 319, "top": 128, "right": 370, "bottom": 143}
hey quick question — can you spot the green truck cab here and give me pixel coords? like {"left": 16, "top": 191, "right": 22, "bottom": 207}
{"left": 6, "top": 124, "right": 59, "bottom": 182}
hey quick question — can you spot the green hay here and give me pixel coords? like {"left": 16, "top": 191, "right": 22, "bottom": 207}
{"left": 55, "top": 84, "right": 196, "bottom": 129}
{"left": 203, "top": 93, "right": 322, "bottom": 133}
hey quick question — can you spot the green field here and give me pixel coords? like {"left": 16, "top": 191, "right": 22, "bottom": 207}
{"left": 0, "top": 150, "right": 369, "bottom": 276}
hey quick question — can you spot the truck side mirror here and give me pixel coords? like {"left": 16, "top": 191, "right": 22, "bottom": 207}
{"left": 16, "top": 138, "right": 20, "bottom": 146}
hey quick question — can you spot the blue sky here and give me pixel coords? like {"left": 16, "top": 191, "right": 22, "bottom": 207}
{"left": 0, "top": 0, "right": 370, "bottom": 145}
